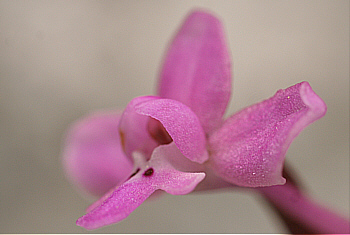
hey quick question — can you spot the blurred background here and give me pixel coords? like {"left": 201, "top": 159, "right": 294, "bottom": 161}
{"left": 0, "top": 0, "right": 349, "bottom": 233}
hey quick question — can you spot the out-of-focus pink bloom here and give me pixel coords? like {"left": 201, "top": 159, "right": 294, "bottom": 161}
{"left": 62, "top": 10, "right": 349, "bottom": 233}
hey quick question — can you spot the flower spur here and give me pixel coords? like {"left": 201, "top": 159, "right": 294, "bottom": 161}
{"left": 63, "top": 10, "right": 350, "bottom": 233}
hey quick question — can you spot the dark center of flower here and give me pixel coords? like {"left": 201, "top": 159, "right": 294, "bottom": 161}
{"left": 143, "top": 168, "right": 154, "bottom": 177}
{"left": 147, "top": 118, "right": 173, "bottom": 145}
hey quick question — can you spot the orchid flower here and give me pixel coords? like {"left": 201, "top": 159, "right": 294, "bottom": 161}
{"left": 63, "top": 10, "right": 350, "bottom": 233}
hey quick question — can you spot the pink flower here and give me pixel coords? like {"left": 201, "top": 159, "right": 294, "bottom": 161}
{"left": 62, "top": 10, "right": 349, "bottom": 233}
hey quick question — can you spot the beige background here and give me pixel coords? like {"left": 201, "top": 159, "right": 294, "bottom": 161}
{"left": 0, "top": 0, "right": 349, "bottom": 233}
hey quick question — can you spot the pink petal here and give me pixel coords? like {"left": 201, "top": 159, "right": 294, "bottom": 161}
{"left": 157, "top": 10, "right": 231, "bottom": 134}
{"left": 62, "top": 111, "right": 133, "bottom": 197}
{"left": 152, "top": 142, "right": 205, "bottom": 174}
{"left": 208, "top": 82, "right": 327, "bottom": 187}
{"left": 76, "top": 144, "right": 205, "bottom": 230}
{"left": 150, "top": 144, "right": 206, "bottom": 194}
{"left": 259, "top": 183, "right": 350, "bottom": 234}
{"left": 134, "top": 97, "right": 208, "bottom": 163}
{"left": 76, "top": 177, "right": 157, "bottom": 230}
{"left": 154, "top": 143, "right": 235, "bottom": 192}
{"left": 118, "top": 96, "right": 159, "bottom": 160}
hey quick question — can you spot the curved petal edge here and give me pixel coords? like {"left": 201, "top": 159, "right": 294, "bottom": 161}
{"left": 134, "top": 97, "right": 209, "bottom": 163}
{"left": 118, "top": 96, "right": 160, "bottom": 160}
{"left": 62, "top": 111, "right": 133, "bottom": 197}
{"left": 208, "top": 82, "right": 327, "bottom": 187}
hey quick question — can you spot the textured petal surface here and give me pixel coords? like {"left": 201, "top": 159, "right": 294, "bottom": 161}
{"left": 259, "top": 183, "right": 350, "bottom": 234}
{"left": 134, "top": 97, "right": 208, "bottom": 163}
{"left": 157, "top": 143, "right": 234, "bottom": 192}
{"left": 76, "top": 177, "right": 157, "bottom": 230}
{"left": 62, "top": 111, "right": 133, "bottom": 197}
{"left": 208, "top": 82, "right": 327, "bottom": 187}
{"left": 157, "top": 10, "right": 231, "bottom": 134}
{"left": 118, "top": 96, "right": 159, "bottom": 160}
{"left": 76, "top": 144, "right": 205, "bottom": 230}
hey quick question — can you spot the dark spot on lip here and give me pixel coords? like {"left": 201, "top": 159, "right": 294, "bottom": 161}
{"left": 143, "top": 168, "right": 154, "bottom": 177}
{"left": 128, "top": 168, "right": 140, "bottom": 179}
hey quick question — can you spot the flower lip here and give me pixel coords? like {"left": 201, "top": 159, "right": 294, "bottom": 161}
{"left": 76, "top": 143, "right": 206, "bottom": 230}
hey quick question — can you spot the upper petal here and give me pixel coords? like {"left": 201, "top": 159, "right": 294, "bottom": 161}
{"left": 208, "top": 82, "right": 327, "bottom": 187}
{"left": 76, "top": 144, "right": 205, "bottom": 230}
{"left": 62, "top": 111, "right": 133, "bottom": 197}
{"left": 157, "top": 10, "right": 231, "bottom": 134}
{"left": 134, "top": 96, "right": 209, "bottom": 163}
